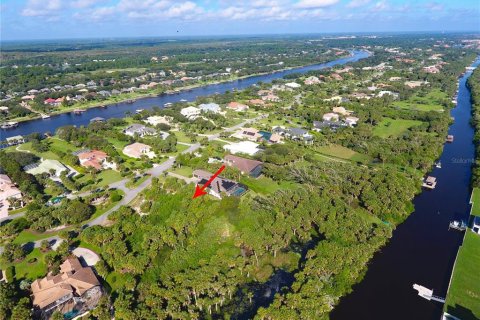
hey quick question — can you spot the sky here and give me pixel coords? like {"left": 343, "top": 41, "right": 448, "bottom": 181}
{"left": 0, "top": 0, "right": 479, "bottom": 40}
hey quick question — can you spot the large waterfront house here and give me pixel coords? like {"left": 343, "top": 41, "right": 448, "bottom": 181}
{"left": 192, "top": 169, "right": 247, "bottom": 198}
{"left": 198, "top": 103, "right": 221, "bottom": 114}
{"left": 181, "top": 106, "right": 201, "bottom": 120}
{"left": 224, "top": 155, "right": 263, "bottom": 177}
{"left": 124, "top": 124, "right": 157, "bottom": 137}
{"left": 0, "top": 174, "right": 23, "bottom": 219}
{"left": 31, "top": 256, "right": 103, "bottom": 320}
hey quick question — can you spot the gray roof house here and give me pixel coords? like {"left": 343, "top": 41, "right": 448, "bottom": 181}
{"left": 192, "top": 169, "right": 247, "bottom": 199}
{"left": 124, "top": 124, "right": 157, "bottom": 137}
{"left": 274, "top": 127, "right": 314, "bottom": 144}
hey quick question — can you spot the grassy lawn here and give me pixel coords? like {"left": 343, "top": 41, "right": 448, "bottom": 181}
{"left": 316, "top": 144, "right": 371, "bottom": 163}
{"left": 13, "top": 230, "right": 60, "bottom": 244}
{"left": 107, "top": 137, "right": 129, "bottom": 151}
{"left": 470, "top": 188, "right": 480, "bottom": 216}
{"left": 172, "top": 131, "right": 193, "bottom": 143}
{"left": 13, "top": 137, "right": 79, "bottom": 161}
{"left": 171, "top": 166, "right": 194, "bottom": 177}
{"left": 8, "top": 208, "right": 27, "bottom": 216}
{"left": 162, "top": 143, "right": 190, "bottom": 157}
{"left": 77, "top": 169, "right": 123, "bottom": 190}
{"left": 373, "top": 118, "right": 423, "bottom": 138}
{"left": 394, "top": 101, "right": 444, "bottom": 112}
{"left": 444, "top": 230, "right": 480, "bottom": 320}
{"left": 8, "top": 249, "right": 48, "bottom": 281}
{"left": 393, "top": 89, "right": 447, "bottom": 112}
{"left": 240, "top": 176, "right": 296, "bottom": 194}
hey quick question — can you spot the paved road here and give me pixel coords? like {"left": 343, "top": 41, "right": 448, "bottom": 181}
{"left": 0, "top": 115, "right": 265, "bottom": 253}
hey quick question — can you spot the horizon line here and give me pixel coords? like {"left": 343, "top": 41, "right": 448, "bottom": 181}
{"left": 2, "top": 30, "right": 480, "bottom": 43}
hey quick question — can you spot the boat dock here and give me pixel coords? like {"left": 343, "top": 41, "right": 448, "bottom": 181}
{"left": 422, "top": 176, "right": 437, "bottom": 189}
{"left": 413, "top": 284, "right": 446, "bottom": 303}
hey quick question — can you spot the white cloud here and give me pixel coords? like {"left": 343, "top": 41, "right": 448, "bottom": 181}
{"left": 424, "top": 2, "right": 444, "bottom": 11}
{"left": 295, "top": 0, "right": 339, "bottom": 9}
{"left": 370, "top": 0, "right": 389, "bottom": 12}
{"left": 71, "top": 0, "right": 104, "bottom": 9}
{"left": 21, "top": 0, "right": 62, "bottom": 17}
{"left": 346, "top": 0, "right": 371, "bottom": 8}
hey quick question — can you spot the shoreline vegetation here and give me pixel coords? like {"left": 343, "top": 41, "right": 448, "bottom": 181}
{"left": 3, "top": 53, "right": 354, "bottom": 125}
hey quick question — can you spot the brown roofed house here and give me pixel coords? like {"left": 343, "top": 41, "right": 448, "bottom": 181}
{"left": 31, "top": 256, "right": 103, "bottom": 319}
{"left": 224, "top": 155, "right": 263, "bottom": 178}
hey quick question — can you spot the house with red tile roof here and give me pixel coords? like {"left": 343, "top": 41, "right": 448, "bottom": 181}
{"left": 227, "top": 102, "right": 249, "bottom": 112}
{"left": 77, "top": 150, "right": 114, "bottom": 170}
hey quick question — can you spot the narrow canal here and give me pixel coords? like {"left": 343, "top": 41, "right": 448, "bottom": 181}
{"left": 0, "top": 51, "right": 369, "bottom": 140}
{"left": 331, "top": 57, "right": 480, "bottom": 320}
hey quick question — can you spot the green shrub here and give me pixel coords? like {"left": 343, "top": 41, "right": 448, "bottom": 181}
{"left": 5, "top": 266, "right": 15, "bottom": 282}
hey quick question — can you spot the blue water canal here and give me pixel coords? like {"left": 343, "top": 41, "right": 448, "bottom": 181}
{"left": 0, "top": 50, "right": 369, "bottom": 140}
{"left": 331, "top": 57, "right": 480, "bottom": 320}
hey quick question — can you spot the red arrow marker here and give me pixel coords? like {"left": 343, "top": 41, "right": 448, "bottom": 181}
{"left": 192, "top": 165, "right": 226, "bottom": 199}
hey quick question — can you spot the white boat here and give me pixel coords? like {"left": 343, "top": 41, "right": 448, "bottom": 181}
{"left": 180, "top": 99, "right": 187, "bottom": 102}
{"left": 164, "top": 102, "right": 173, "bottom": 107}
{"left": 135, "top": 109, "right": 144, "bottom": 114}
{"left": 41, "top": 114, "right": 50, "bottom": 119}
{"left": 435, "top": 161, "right": 442, "bottom": 169}
{"left": 1, "top": 121, "right": 18, "bottom": 129}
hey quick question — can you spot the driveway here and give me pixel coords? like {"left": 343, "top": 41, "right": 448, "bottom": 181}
{"left": 72, "top": 247, "right": 100, "bottom": 266}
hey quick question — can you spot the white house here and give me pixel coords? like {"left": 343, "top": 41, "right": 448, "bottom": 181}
{"left": 198, "top": 103, "right": 221, "bottom": 114}
{"left": 124, "top": 124, "right": 157, "bottom": 137}
{"left": 145, "top": 115, "right": 173, "bottom": 127}
{"left": 223, "top": 141, "right": 261, "bottom": 156}
{"left": 285, "top": 82, "right": 301, "bottom": 89}
{"left": 345, "top": 116, "right": 360, "bottom": 127}
{"left": 322, "top": 113, "right": 340, "bottom": 122}
{"left": 377, "top": 91, "right": 399, "bottom": 99}
{"left": 123, "top": 142, "right": 155, "bottom": 159}
{"left": 181, "top": 106, "right": 201, "bottom": 119}
{"left": 304, "top": 76, "right": 321, "bottom": 85}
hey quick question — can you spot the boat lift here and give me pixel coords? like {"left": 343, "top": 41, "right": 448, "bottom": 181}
{"left": 413, "top": 284, "right": 446, "bottom": 303}
{"left": 448, "top": 220, "right": 467, "bottom": 232}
